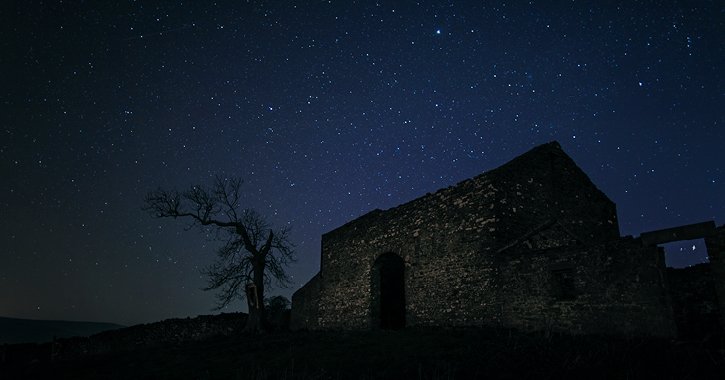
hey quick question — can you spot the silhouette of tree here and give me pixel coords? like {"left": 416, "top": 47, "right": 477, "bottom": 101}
{"left": 264, "top": 295, "right": 291, "bottom": 330}
{"left": 142, "top": 176, "right": 295, "bottom": 333}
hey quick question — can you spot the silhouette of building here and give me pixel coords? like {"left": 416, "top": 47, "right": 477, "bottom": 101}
{"left": 290, "top": 141, "right": 724, "bottom": 338}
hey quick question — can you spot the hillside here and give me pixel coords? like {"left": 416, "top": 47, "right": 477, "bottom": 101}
{"left": 2, "top": 327, "right": 723, "bottom": 379}
{"left": 0, "top": 316, "right": 125, "bottom": 344}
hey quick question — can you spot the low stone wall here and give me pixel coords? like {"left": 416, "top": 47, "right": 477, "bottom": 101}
{"left": 52, "top": 312, "right": 247, "bottom": 361}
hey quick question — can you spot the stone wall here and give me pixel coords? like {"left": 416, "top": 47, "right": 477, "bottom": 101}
{"left": 667, "top": 264, "right": 722, "bottom": 338}
{"left": 52, "top": 312, "right": 246, "bottom": 361}
{"left": 290, "top": 273, "right": 322, "bottom": 330}
{"left": 488, "top": 236, "right": 674, "bottom": 337}
{"left": 705, "top": 225, "right": 725, "bottom": 331}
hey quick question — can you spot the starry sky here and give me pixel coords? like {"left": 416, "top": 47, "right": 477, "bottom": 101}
{"left": 1, "top": 1, "right": 723, "bottom": 327}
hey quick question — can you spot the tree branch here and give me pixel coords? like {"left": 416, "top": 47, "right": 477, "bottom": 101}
{"left": 142, "top": 176, "right": 296, "bottom": 313}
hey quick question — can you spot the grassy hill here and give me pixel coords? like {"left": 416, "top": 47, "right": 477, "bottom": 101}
{"left": 0, "top": 316, "right": 125, "bottom": 344}
{"left": 1, "top": 327, "right": 723, "bottom": 379}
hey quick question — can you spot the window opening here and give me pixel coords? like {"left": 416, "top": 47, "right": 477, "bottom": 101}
{"left": 552, "top": 268, "right": 576, "bottom": 300}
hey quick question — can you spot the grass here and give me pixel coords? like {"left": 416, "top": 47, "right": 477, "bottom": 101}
{"left": 2, "top": 327, "right": 724, "bottom": 379}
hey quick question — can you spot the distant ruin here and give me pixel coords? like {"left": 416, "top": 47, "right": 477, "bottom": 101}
{"left": 290, "top": 141, "right": 725, "bottom": 338}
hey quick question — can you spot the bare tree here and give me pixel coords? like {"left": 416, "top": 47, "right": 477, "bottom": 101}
{"left": 141, "top": 176, "right": 295, "bottom": 333}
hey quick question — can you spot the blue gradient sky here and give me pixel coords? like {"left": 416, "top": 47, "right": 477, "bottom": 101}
{"left": 1, "top": 1, "right": 722, "bottom": 326}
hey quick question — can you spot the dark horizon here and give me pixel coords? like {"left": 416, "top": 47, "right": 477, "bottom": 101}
{"left": 0, "top": 315, "right": 125, "bottom": 345}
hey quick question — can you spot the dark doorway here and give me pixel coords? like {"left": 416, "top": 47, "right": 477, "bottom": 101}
{"left": 371, "top": 253, "right": 405, "bottom": 330}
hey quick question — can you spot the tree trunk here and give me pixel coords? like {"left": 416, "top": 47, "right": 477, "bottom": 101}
{"left": 244, "top": 257, "right": 267, "bottom": 333}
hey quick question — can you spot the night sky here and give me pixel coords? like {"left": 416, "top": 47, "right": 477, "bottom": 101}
{"left": 1, "top": 1, "right": 723, "bottom": 327}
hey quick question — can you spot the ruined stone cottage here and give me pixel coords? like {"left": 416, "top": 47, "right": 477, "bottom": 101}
{"left": 290, "top": 141, "right": 725, "bottom": 338}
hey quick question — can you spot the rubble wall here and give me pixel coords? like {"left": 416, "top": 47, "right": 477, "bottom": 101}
{"left": 51, "top": 313, "right": 246, "bottom": 361}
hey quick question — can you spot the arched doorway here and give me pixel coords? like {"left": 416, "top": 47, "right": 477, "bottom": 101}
{"left": 371, "top": 252, "right": 405, "bottom": 330}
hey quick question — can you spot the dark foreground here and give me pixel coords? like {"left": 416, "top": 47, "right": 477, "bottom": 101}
{"left": 2, "top": 327, "right": 724, "bottom": 379}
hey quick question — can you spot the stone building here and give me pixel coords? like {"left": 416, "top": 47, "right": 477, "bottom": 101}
{"left": 290, "top": 141, "right": 724, "bottom": 338}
